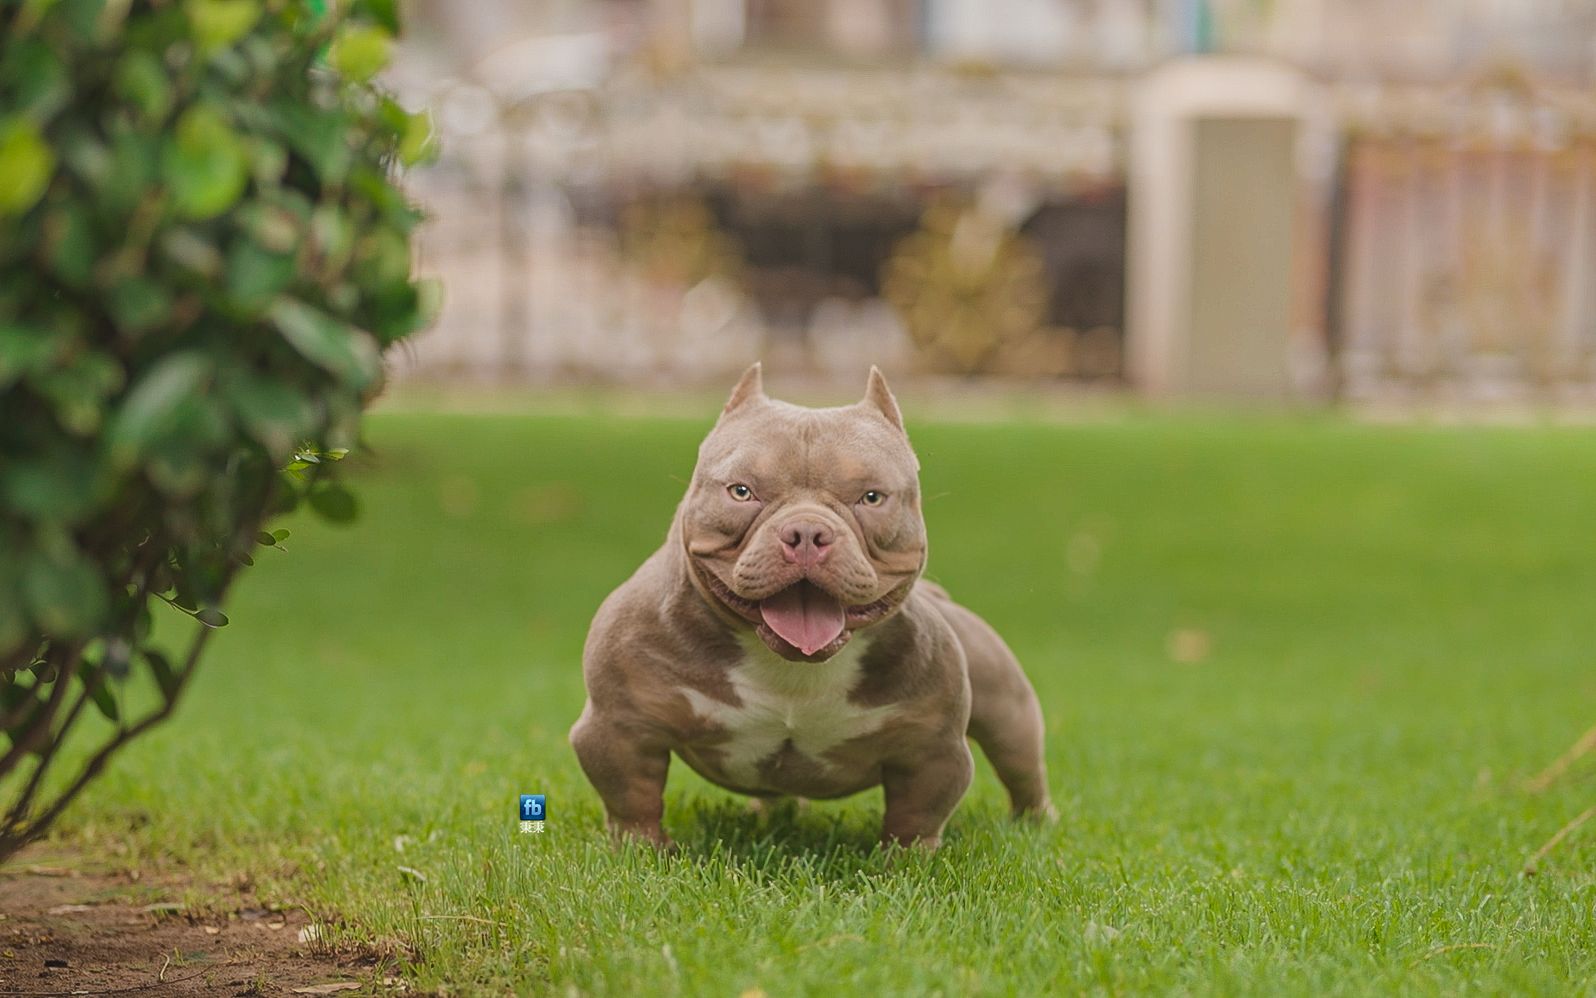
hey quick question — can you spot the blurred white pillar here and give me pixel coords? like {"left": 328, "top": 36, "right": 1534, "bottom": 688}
{"left": 1126, "top": 57, "right": 1317, "bottom": 398}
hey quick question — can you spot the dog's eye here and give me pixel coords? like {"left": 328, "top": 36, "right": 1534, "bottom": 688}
{"left": 859, "top": 490, "right": 886, "bottom": 507}
{"left": 727, "top": 483, "right": 756, "bottom": 502}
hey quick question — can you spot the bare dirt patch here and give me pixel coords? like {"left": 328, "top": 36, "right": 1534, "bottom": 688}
{"left": 0, "top": 849, "right": 401, "bottom": 996}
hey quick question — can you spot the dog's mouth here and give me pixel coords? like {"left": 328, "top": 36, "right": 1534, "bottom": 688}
{"left": 756, "top": 580, "right": 847, "bottom": 657}
{"left": 694, "top": 566, "right": 905, "bottom": 661}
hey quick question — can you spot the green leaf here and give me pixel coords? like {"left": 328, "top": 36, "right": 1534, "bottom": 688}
{"left": 309, "top": 483, "right": 357, "bottom": 523}
{"left": 0, "top": 450, "right": 102, "bottom": 522}
{"left": 349, "top": 162, "right": 417, "bottom": 231}
{"left": 28, "top": 351, "right": 126, "bottom": 435}
{"left": 138, "top": 393, "right": 227, "bottom": 497}
{"left": 271, "top": 528, "right": 291, "bottom": 543}
{"left": 0, "top": 324, "right": 66, "bottom": 390}
{"left": 353, "top": 0, "right": 400, "bottom": 33}
{"left": 44, "top": 201, "right": 95, "bottom": 286}
{"left": 271, "top": 480, "right": 301, "bottom": 513}
{"left": 228, "top": 369, "right": 315, "bottom": 461}
{"left": 86, "top": 675, "right": 120, "bottom": 722}
{"left": 0, "top": 118, "right": 55, "bottom": 217}
{"left": 107, "top": 353, "right": 211, "bottom": 465}
{"left": 0, "top": 682, "right": 44, "bottom": 744}
{"left": 353, "top": 227, "right": 410, "bottom": 289}
{"left": 22, "top": 544, "right": 110, "bottom": 639}
{"left": 114, "top": 50, "right": 172, "bottom": 123}
{"left": 101, "top": 127, "right": 159, "bottom": 216}
{"left": 184, "top": 0, "right": 261, "bottom": 53}
{"left": 145, "top": 649, "right": 179, "bottom": 699}
{"left": 0, "top": 555, "right": 28, "bottom": 656}
{"left": 397, "top": 108, "right": 438, "bottom": 166}
{"left": 330, "top": 24, "right": 392, "bottom": 82}
{"left": 267, "top": 100, "right": 351, "bottom": 183}
{"left": 2, "top": 39, "right": 70, "bottom": 123}
{"left": 225, "top": 238, "right": 295, "bottom": 312}
{"left": 366, "top": 280, "right": 432, "bottom": 341}
{"left": 107, "top": 276, "right": 174, "bottom": 336}
{"left": 1, "top": 672, "right": 37, "bottom": 714}
{"left": 161, "top": 105, "right": 247, "bottom": 220}
{"left": 194, "top": 607, "right": 229, "bottom": 628}
{"left": 268, "top": 297, "right": 381, "bottom": 389}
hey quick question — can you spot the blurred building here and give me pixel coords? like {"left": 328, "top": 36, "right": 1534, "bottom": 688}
{"left": 397, "top": 0, "right": 1596, "bottom": 79}
{"left": 391, "top": 0, "right": 1596, "bottom": 403}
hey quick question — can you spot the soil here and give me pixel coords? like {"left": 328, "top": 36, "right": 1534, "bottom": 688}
{"left": 0, "top": 848, "right": 404, "bottom": 996}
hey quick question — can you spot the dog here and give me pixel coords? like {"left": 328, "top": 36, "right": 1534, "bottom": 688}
{"left": 570, "top": 365, "right": 1054, "bottom": 849}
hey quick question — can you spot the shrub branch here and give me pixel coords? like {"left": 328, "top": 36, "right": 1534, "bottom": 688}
{"left": 0, "top": 621, "right": 211, "bottom": 863}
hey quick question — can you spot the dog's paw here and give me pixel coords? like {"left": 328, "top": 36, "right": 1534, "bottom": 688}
{"left": 879, "top": 831, "right": 942, "bottom": 854}
{"left": 1013, "top": 800, "right": 1059, "bottom": 825}
{"left": 607, "top": 821, "right": 675, "bottom": 851}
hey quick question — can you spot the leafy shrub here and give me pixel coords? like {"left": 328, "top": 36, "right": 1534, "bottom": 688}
{"left": 0, "top": 0, "right": 435, "bottom": 861}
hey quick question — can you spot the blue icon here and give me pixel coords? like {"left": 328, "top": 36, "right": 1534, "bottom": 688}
{"left": 519, "top": 794, "right": 545, "bottom": 821}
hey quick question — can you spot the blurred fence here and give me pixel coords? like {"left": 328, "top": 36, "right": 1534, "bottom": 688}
{"left": 1332, "top": 82, "right": 1596, "bottom": 403}
{"left": 401, "top": 65, "right": 1127, "bottom": 385}
{"left": 399, "top": 63, "right": 1596, "bottom": 401}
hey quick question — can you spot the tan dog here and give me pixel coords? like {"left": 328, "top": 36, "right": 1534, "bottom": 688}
{"left": 570, "top": 365, "right": 1054, "bottom": 849}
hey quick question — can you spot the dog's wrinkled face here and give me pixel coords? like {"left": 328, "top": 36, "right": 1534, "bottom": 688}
{"left": 681, "top": 366, "right": 927, "bottom": 662}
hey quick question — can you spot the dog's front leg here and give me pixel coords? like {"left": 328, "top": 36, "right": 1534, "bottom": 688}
{"left": 880, "top": 740, "right": 974, "bottom": 850}
{"left": 570, "top": 711, "right": 673, "bottom": 848}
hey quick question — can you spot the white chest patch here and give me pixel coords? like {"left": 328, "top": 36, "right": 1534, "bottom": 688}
{"left": 681, "top": 634, "right": 897, "bottom": 788}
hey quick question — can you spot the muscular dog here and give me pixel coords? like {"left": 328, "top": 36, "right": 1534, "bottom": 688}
{"left": 571, "top": 365, "right": 1054, "bottom": 849}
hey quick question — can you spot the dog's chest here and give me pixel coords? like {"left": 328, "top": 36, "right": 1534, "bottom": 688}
{"left": 679, "top": 636, "right": 896, "bottom": 789}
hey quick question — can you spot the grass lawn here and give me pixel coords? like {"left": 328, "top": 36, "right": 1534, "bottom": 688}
{"left": 42, "top": 406, "right": 1596, "bottom": 995}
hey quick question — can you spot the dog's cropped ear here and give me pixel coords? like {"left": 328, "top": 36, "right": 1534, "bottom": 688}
{"left": 861, "top": 366, "right": 905, "bottom": 434}
{"left": 721, "top": 362, "right": 765, "bottom": 417}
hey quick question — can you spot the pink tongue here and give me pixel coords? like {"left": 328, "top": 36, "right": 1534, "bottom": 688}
{"left": 759, "top": 583, "right": 847, "bottom": 656}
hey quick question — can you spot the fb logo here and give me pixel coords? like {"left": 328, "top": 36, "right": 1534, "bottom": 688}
{"left": 519, "top": 794, "right": 545, "bottom": 821}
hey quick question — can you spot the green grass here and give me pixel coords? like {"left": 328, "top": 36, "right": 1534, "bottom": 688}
{"left": 48, "top": 409, "right": 1596, "bottom": 995}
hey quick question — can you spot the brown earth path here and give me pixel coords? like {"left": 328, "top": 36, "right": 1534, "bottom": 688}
{"left": 0, "top": 848, "right": 406, "bottom": 997}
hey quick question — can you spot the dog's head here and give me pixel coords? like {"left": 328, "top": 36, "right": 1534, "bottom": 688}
{"left": 680, "top": 364, "right": 926, "bottom": 662}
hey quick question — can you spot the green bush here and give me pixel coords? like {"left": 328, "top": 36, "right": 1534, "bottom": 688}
{"left": 0, "top": 0, "right": 435, "bottom": 861}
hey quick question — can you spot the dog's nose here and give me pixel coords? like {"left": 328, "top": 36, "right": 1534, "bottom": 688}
{"left": 778, "top": 518, "right": 834, "bottom": 567}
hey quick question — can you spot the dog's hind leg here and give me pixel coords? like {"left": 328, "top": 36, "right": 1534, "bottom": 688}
{"left": 929, "top": 589, "right": 1056, "bottom": 820}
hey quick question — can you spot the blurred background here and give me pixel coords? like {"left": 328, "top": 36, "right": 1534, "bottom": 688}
{"left": 376, "top": 0, "right": 1596, "bottom": 406}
